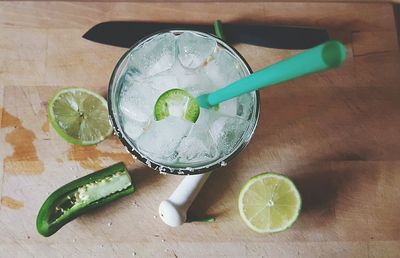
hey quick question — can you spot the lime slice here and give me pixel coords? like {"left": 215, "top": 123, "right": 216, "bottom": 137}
{"left": 238, "top": 173, "right": 301, "bottom": 233}
{"left": 154, "top": 88, "right": 200, "bottom": 123}
{"left": 48, "top": 88, "right": 113, "bottom": 145}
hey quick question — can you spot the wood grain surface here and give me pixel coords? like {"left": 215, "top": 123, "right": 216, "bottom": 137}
{"left": 0, "top": 2, "right": 399, "bottom": 258}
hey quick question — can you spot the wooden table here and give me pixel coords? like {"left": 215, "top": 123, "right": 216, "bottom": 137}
{"left": 1, "top": 2, "right": 399, "bottom": 257}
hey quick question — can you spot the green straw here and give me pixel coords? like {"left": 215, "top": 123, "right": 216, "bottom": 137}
{"left": 196, "top": 40, "right": 347, "bottom": 108}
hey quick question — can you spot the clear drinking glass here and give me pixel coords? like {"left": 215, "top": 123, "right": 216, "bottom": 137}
{"left": 108, "top": 30, "right": 260, "bottom": 175}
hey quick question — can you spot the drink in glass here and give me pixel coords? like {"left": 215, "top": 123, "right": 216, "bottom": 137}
{"left": 108, "top": 30, "right": 259, "bottom": 175}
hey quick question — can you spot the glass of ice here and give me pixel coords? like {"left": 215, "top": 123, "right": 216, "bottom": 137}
{"left": 108, "top": 30, "right": 260, "bottom": 175}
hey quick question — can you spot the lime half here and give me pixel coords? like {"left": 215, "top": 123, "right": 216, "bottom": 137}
{"left": 239, "top": 173, "right": 301, "bottom": 233}
{"left": 154, "top": 89, "right": 200, "bottom": 123}
{"left": 48, "top": 88, "right": 113, "bottom": 145}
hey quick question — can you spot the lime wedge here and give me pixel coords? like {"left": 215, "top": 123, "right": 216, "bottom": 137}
{"left": 154, "top": 88, "right": 200, "bottom": 123}
{"left": 48, "top": 88, "right": 113, "bottom": 145}
{"left": 238, "top": 173, "right": 301, "bottom": 233}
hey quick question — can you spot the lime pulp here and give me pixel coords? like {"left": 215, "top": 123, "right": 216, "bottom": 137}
{"left": 48, "top": 87, "right": 113, "bottom": 145}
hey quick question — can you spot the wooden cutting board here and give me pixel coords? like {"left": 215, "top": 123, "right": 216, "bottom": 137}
{"left": 1, "top": 2, "right": 399, "bottom": 257}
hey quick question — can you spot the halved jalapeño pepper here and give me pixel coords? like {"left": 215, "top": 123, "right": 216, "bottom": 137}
{"left": 36, "top": 162, "right": 135, "bottom": 237}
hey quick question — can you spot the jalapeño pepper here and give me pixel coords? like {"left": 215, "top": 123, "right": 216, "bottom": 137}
{"left": 36, "top": 162, "right": 135, "bottom": 237}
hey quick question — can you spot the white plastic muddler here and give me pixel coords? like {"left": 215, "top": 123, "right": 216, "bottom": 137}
{"left": 159, "top": 172, "right": 212, "bottom": 227}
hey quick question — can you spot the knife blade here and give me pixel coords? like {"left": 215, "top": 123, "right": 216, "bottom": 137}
{"left": 83, "top": 21, "right": 329, "bottom": 50}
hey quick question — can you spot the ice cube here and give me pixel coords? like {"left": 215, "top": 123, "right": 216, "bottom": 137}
{"left": 218, "top": 98, "right": 238, "bottom": 117}
{"left": 203, "top": 48, "right": 246, "bottom": 89}
{"left": 195, "top": 107, "right": 215, "bottom": 126}
{"left": 166, "top": 61, "right": 214, "bottom": 96}
{"left": 167, "top": 96, "right": 190, "bottom": 118}
{"left": 135, "top": 116, "right": 193, "bottom": 162}
{"left": 119, "top": 76, "right": 162, "bottom": 124}
{"left": 177, "top": 32, "right": 217, "bottom": 69}
{"left": 128, "top": 33, "right": 177, "bottom": 77}
{"left": 176, "top": 109, "right": 219, "bottom": 163}
{"left": 209, "top": 114, "right": 249, "bottom": 155}
{"left": 179, "top": 71, "right": 215, "bottom": 96}
{"left": 176, "top": 134, "right": 218, "bottom": 163}
{"left": 217, "top": 93, "right": 255, "bottom": 119}
{"left": 123, "top": 120, "right": 144, "bottom": 141}
{"left": 236, "top": 93, "right": 255, "bottom": 120}
{"left": 143, "top": 72, "right": 179, "bottom": 93}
